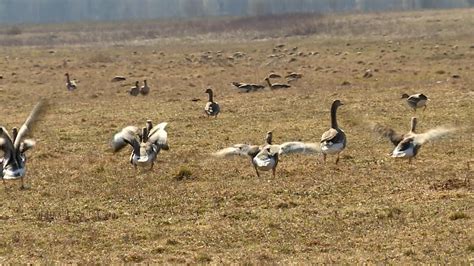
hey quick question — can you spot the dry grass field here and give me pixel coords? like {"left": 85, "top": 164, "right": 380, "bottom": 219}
{"left": 0, "top": 9, "right": 473, "bottom": 263}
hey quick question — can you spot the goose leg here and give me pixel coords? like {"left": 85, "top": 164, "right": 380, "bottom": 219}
{"left": 20, "top": 176, "right": 25, "bottom": 190}
{"left": 322, "top": 154, "right": 327, "bottom": 164}
{"left": 2, "top": 177, "right": 6, "bottom": 190}
{"left": 335, "top": 153, "right": 340, "bottom": 164}
{"left": 150, "top": 162, "right": 154, "bottom": 170}
{"left": 272, "top": 167, "right": 276, "bottom": 178}
{"left": 253, "top": 165, "right": 260, "bottom": 178}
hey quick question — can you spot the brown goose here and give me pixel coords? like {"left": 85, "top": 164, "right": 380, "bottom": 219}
{"left": 264, "top": 77, "right": 291, "bottom": 89}
{"left": 129, "top": 81, "right": 139, "bottom": 96}
{"left": 140, "top": 79, "right": 150, "bottom": 95}
{"left": 65, "top": 73, "right": 77, "bottom": 91}
{"left": 320, "top": 100, "right": 346, "bottom": 164}
{"left": 401, "top": 93, "right": 429, "bottom": 112}
{"left": 204, "top": 88, "right": 220, "bottom": 117}
{"left": 267, "top": 73, "right": 282, "bottom": 79}
{"left": 213, "top": 131, "right": 320, "bottom": 178}
{"left": 1, "top": 100, "right": 46, "bottom": 189}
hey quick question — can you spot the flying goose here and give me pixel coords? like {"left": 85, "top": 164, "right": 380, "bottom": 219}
{"left": 204, "top": 88, "right": 220, "bottom": 117}
{"left": 129, "top": 81, "right": 139, "bottom": 96}
{"left": 264, "top": 77, "right": 291, "bottom": 89}
{"left": 371, "top": 117, "right": 417, "bottom": 146}
{"left": 140, "top": 79, "right": 150, "bottom": 95}
{"left": 213, "top": 131, "right": 320, "bottom": 178}
{"left": 391, "top": 124, "right": 455, "bottom": 163}
{"left": 65, "top": 73, "right": 77, "bottom": 91}
{"left": 1, "top": 100, "right": 45, "bottom": 189}
{"left": 401, "top": 93, "right": 429, "bottom": 112}
{"left": 320, "top": 100, "right": 346, "bottom": 164}
{"left": 112, "top": 120, "right": 169, "bottom": 169}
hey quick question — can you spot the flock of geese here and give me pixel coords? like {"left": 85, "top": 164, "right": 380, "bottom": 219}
{"left": 0, "top": 83, "right": 456, "bottom": 189}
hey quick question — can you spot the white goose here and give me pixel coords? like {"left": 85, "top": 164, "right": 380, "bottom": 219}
{"left": 1, "top": 100, "right": 45, "bottom": 189}
{"left": 214, "top": 131, "right": 320, "bottom": 177}
{"left": 112, "top": 120, "right": 169, "bottom": 170}
{"left": 204, "top": 88, "right": 220, "bottom": 118}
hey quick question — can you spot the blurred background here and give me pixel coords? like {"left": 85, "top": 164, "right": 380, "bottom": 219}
{"left": 0, "top": 0, "right": 472, "bottom": 24}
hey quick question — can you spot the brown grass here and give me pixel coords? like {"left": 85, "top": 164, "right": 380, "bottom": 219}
{"left": 0, "top": 9, "right": 473, "bottom": 264}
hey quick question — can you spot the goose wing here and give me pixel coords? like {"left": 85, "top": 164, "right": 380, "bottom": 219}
{"left": 321, "top": 128, "right": 339, "bottom": 143}
{"left": 413, "top": 127, "right": 456, "bottom": 145}
{"left": 0, "top": 127, "right": 14, "bottom": 154}
{"left": 19, "top": 139, "right": 36, "bottom": 153}
{"left": 14, "top": 100, "right": 46, "bottom": 149}
{"left": 276, "top": 142, "right": 321, "bottom": 155}
{"left": 111, "top": 126, "right": 140, "bottom": 152}
{"left": 213, "top": 144, "right": 260, "bottom": 158}
{"left": 370, "top": 123, "right": 404, "bottom": 146}
{"left": 148, "top": 122, "right": 168, "bottom": 149}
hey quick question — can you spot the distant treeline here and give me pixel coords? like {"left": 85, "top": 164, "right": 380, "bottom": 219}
{"left": 0, "top": 0, "right": 472, "bottom": 24}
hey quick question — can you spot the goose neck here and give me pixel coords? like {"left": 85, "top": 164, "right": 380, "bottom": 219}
{"left": 330, "top": 103, "right": 339, "bottom": 129}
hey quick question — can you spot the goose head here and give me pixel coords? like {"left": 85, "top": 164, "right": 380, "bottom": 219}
{"left": 401, "top": 93, "right": 410, "bottom": 99}
{"left": 205, "top": 88, "right": 213, "bottom": 94}
{"left": 146, "top": 120, "right": 153, "bottom": 132}
{"left": 332, "top": 99, "right": 344, "bottom": 108}
{"left": 265, "top": 131, "right": 273, "bottom": 145}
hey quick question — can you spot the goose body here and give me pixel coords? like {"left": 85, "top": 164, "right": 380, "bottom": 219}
{"left": 264, "top": 77, "right": 291, "bottom": 89}
{"left": 1, "top": 101, "right": 45, "bottom": 188}
{"left": 140, "top": 79, "right": 150, "bottom": 95}
{"left": 402, "top": 93, "right": 429, "bottom": 111}
{"left": 213, "top": 131, "right": 320, "bottom": 177}
{"left": 204, "top": 88, "right": 220, "bottom": 117}
{"left": 65, "top": 73, "right": 77, "bottom": 91}
{"left": 267, "top": 73, "right": 282, "bottom": 79}
{"left": 320, "top": 100, "right": 346, "bottom": 164}
{"left": 112, "top": 120, "right": 169, "bottom": 169}
{"left": 232, "top": 82, "right": 265, "bottom": 93}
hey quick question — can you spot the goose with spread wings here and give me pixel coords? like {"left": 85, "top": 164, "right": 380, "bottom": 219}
{"left": 112, "top": 120, "right": 169, "bottom": 170}
{"left": 1, "top": 100, "right": 45, "bottom": 189}
{"left": 391, "top": 125, "right": 455, "bottom": 163}
{"left": 213, "top": 132, "right": 320, "bottom": 178}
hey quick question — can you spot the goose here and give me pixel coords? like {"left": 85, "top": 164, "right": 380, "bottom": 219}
{"left": 140, "top": 79, "right": 150, "bottom": 95}
{"left": 391, "top": 124, "right": 455, "bottom": 163}
{"left": 213, "top": 131, "right": 320, "bottom": 178}
{"left": 204, "top": 88, "right": 220, "bottom": 117}
{"left": 129, "top": 81, "right": 139, "bottom": 96}
{"left": 65, "top": 73, "right": 77, "bottom": 91}
{"left": 112, "top": 120, "right": 169, "bottom": 170}
{"left": 371, "top": 117, "right": 417, "bottom": 146}
{"left": 231, "top": 82, "right": 265, "bottom": 93}
{"left": 267, "top": 73, "right": 282, "bottom": 79}
{"left": 1, "top": 100, "right": 45, "bottom": 189}
{"left": 285, "top": 72, "right": 302, "bottom": 79}
{"left": 264, "top": 77, "right": 291, "bottom": 89}
{"left": 401, "top": 93, "right": 429, "bottom": 112}
{"left": 320, "top": 100, "right": 346, "bottom": 164}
